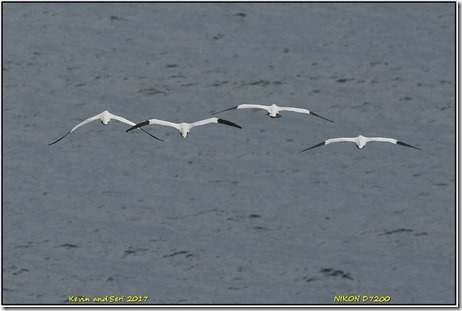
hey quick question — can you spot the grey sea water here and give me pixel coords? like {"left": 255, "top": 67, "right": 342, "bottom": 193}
{"left": 3, "top": 3, "right": 455, "bottom": 305}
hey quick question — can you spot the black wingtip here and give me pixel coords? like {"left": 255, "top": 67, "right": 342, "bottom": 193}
{"left": 310, "top": 111, "right": 334, "bottom": 123}
{"left": 48, "top": 140, "right": 60, "bottom": 146}
{"left": 139, "top": 128, "right": 164, "bottom": 142}
{"left": 48, "top": 132, "right": 70, "bottom": 146}
{"left": 217, "top": 118, "right": 242, "bottom": 129}
{"left": 301, "top": 141, "right": 326, "bottom": 152}
{"left": 126, "top": 120, "right": 150, "bottom": 133}
{"left": 397, "top": 141, "right": 421, "bottom": 150}
{"left": 212, "top": 106, "right": 239, "bottom": 115}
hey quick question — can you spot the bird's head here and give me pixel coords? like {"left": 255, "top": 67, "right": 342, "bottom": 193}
{"left": 101, "top": 111, "right": 111, "bottom": 125}
{"left": 179, "top": 123, "right": 191, "bottom": 138}
{"left": 267, "top": 112, "right": 281, "bottom": 118}
{"left": 356, "top": 135, "right": 367, "bottom": 149}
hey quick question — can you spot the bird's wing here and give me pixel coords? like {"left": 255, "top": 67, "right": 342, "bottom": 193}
{"left": 366, "top": 137, "right": 397, "bottom": 144}
{"left": 190, "top": 117, "right": 218, "bottom": 127}
{"left": 136, "top": 128, "right": 164, "bottom": 141}
{"left": 108, "top": 113, "right": 135, "bottom": 126}
{"left": 278, "top": 107, "right": 310, "bottom": 114}
{"left": 300, "top": 141, "right": 327, "bottom": 152}
{"left": 237, "top": 104, "right": 270, "bottom": 111}
{"left": 278, "top": 107, "right": 333, "bottom": 123}
{"left": 367, "top": 137, "right": 421, "bottom": 150}
{"left": 148, "top": 119, "right": 181, "bottom": 129}
{"left": 212, "top": 104, "right": 269, "bottom": 115}
{"left": 190, "top": 118, "right": 242, "bottom": 129}
{"left": 396, "top": 141, "right": 421, "bottom": 150}
{"left": 49, "top": 113, "right": 102, "bottom": 145}
{"left": 300, "top": 137, "right": 356, "bottom": 152}
{"left": 69, "top": 113, "right": 102, "bottom": 133}
{"left": 126, "top": 118, "right": 180, "bottom": 133}
{"left": 49, "top": 132, "right": 71, "bottom": 145}
{"left": 126, "top": 120, "right": 150, "bottom": 132}
{"left": 325, "top": 137, "right": 357, "bottom": 145}
{"left": 110, "top": 113, "right": 163, "bottom": 142}
{"left": 211, "top": 105, "right": 239, "bottom": 115}
{"left": 217, "top": 118, "right": 242, "bottom": 129}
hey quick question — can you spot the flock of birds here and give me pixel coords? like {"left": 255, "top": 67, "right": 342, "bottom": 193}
{"left": 49, "top": 104, "right": 421, "bottom": 151}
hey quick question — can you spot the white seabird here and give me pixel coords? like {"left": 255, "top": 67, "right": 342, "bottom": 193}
{"left": 301, "top": 135, "right": 421, "bottom": 152}
{"left": 49, "top": 110, "right": 163, "bottom": 145}
{"left": 212, "top": 103, "right": 333, "bottom": 122}
{"left": 126, "top": 117, "right": 242, "bottom": 138}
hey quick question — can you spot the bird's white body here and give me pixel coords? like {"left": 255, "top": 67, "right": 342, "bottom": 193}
{"left": 49, "top": 110, "right": 162, "bottom": 145}
{"left": 241, "top": 104, "right": 281, "bottom": 118}
{"left": 126, "top": 117, "right": 241, "bottom": 138}
{"left": 213, "top": 104, "right": 333, "bottom": 122}
{"left": 301, "top": 135, "right": 421, "bottom": 152}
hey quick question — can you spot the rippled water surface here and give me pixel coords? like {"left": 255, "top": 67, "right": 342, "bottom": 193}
{"left": 3, "top": 3, "right": 455, "bottom": 305}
